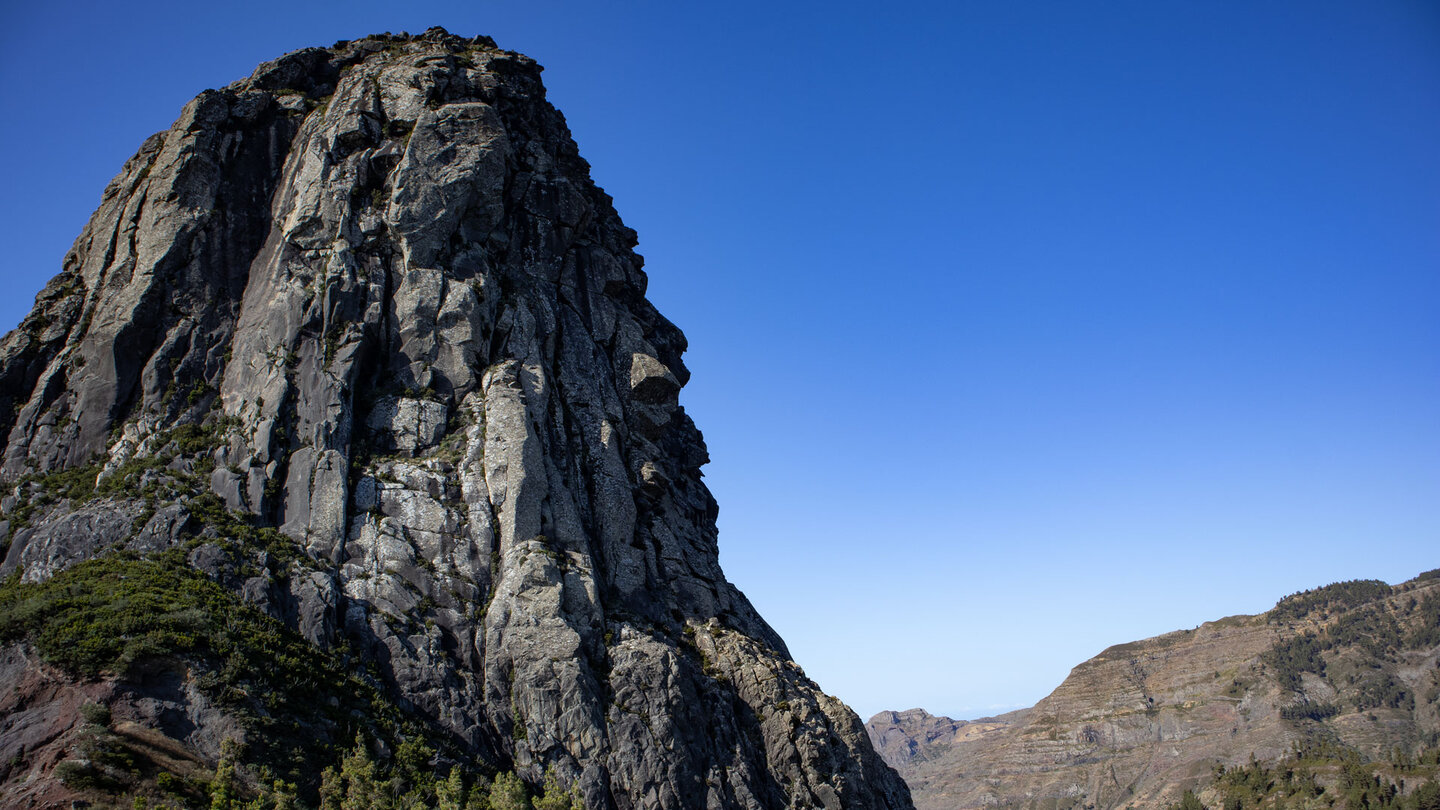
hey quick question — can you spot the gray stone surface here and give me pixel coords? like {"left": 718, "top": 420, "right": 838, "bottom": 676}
{"left": 3, "top": 499, "right": 147, "bottom": 582}
{"left": 0, "top": 28, "right": 911, "bottom": 810}
{"left": 131, "top": 503, "right": 193, "bottom": 553}
{"left": 366, "top": 395, "right": 449, "bottom": 454}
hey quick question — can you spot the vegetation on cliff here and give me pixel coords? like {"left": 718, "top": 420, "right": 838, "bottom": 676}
{"left": 0, "top": 553, "right": 589, "bottom": 808}
{"left": 870, "top": 569, "right": 1440, "bottom": 810}
{"left": 0, "top": 27, "right": 912, "bottom": 809}
{"left": 1166, "top": 740, "right": 1440, "bottom": 810}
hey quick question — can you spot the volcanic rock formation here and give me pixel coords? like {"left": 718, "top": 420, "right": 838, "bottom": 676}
{"left": 0, "top": 28, "right": 912, "bottom": 810}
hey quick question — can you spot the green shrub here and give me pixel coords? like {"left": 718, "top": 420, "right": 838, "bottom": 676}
{"left": 0, "top": 553, "right": 400, "bottom": 790}
{"left": 54, "top": 759, "right": 118, "bottom": 791}
{"left": 79, "top": 701, "right": 111, "bottom": 727}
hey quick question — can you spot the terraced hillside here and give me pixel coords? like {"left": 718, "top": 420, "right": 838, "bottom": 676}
{"left": 870, "top": 570, "right": 1440, "bottom": 810}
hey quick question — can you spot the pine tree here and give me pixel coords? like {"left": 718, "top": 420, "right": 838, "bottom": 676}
{"left": 1175, "top": 789, "right": 1206, "bottom": 810}
{"left": 436, "top": 768, "right": 468, "bottom": 810}
{"left": 341, "top": 735, "right": 380, "bottom": 810}
{"left": 532, "top": 767, "right": 583, "bottom": 810}
{"left": 269, "top": 779, "right": 298, "bottom": 810}
{"left": 392, "top": 736, "right": 437, "bottom": 808}
{"left": 465, "top": 773, "right": 493, "bottom": 810}
{"left": 210, "top": 739, "right": 241, "bottom": 810}
{"left": 317, "top": 766, "right": 344, "bottom": 810}
{"left": 489, "top": 771, "right": 529, "bottom": 810}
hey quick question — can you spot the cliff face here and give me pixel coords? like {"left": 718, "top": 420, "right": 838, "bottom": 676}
{"left": 868, "top": 574, "right": 1440, "bottom": 810}
{"left": 0, "top": 28, "right": 911, "bottom": 810}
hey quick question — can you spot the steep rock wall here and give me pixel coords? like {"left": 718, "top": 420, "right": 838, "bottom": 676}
{"left": 0, "top": 28, "right": 911, "bottom": 810}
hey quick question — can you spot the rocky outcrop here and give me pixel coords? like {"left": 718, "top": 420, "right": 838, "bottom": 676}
{"left": 0, "top": 28, "right": 911, "bottom": 810}
{"left": 0, "top": 646, "right": 233, "bottom": 809}
{"left": 869, "top": 573, "right": 1440, "bottom": 810}
{"left": 865, "top": 709, "right": 1016, "bottom": 781}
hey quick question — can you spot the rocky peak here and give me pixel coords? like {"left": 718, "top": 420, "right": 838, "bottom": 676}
{"left": 865, "top": 708, "right": 1016, "bottom": 780}
{"left": 0, "top": 28, "right": 911, "bottom": 810}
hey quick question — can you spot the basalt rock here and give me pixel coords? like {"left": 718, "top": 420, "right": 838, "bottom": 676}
{"left": 0, "top": 28, "right": 911, "bottom": 810}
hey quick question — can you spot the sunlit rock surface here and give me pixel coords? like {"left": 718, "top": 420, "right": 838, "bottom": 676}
{"left": 0, "top": 28, "right": 911, "bottom": 810}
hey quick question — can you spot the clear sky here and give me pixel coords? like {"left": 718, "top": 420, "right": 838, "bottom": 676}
{"left": 2, "top": 1, "right": 1437, "bottom": 721}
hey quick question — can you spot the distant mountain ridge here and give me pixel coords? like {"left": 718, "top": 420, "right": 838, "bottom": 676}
{"left": 866, "top": 709, "right": 1019, "bottom": 781}
{"left": 869, "top": 569, "right": 1440, "bottom": 809}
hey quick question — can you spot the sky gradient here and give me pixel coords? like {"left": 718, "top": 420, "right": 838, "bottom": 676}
{"left": 2, "top": 1, "right": 1437, "bottom": 720}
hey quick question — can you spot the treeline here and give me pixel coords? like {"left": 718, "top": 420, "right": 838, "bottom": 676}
{"left": 1165, "top": 741, "right": 1440, "bottom": 810}
{"left": 1267, "top": 624, "right": 1416, "bottom": 713}
{"left": 206, "top": 735, "right": 582, "bottom": 810}
{"left": 1263, "top": 586, "right": 1440, "bottom": 714}
{"left": 1271, "top": 580, "right": 1393, "bottom": 624}
{"left": 65, "top": 723, "right": 582, "bottom": 810}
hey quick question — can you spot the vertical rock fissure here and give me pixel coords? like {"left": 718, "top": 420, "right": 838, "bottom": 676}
{"left": 0, "top": 29, "right": 913, "bottom": 810}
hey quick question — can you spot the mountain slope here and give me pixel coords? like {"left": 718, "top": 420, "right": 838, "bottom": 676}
{"left": 0, "top": 28, "right": 910, "bottom": 810}
{"left": 869, "top": 572, "right": 1440, "bottom": 810}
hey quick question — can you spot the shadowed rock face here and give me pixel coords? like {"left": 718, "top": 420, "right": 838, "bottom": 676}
{"left": 0, "top": 27, "right": 912, "bottom": 810}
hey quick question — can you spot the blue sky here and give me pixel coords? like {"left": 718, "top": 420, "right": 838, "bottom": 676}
{"left": 2, "top": 1, "right": 1437, "bottom": 720}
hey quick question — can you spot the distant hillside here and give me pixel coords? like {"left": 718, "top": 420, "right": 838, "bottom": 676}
{"left": 867, "top": 708, "right": 1021, "bottom": 780}
{"left": 869, "top": 569, "right": 1440, "bottom": 809}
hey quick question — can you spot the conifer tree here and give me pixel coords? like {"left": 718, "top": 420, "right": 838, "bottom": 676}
{"left": 436, "top": 767, "right": 467, "bottom": 810}
{"left": 210, "top": 739, "right": 241, "bottom": 810}
{"left": 317, "top": 766, "right": 344, "bottom": 810}
{"left": 1175, "top": 789, "right": 1206, "bottom": 810}
{"left": 268, "top": 778, "right": 298, "bottom": 810}
{"left": 533, "top": 766, "right": 583, "bottom": 810}
{"left": 341, "top": 735, "right": 380, "bottom": 810}
{"left": 489, "top": 771, "right": 529, "bottom": 810}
